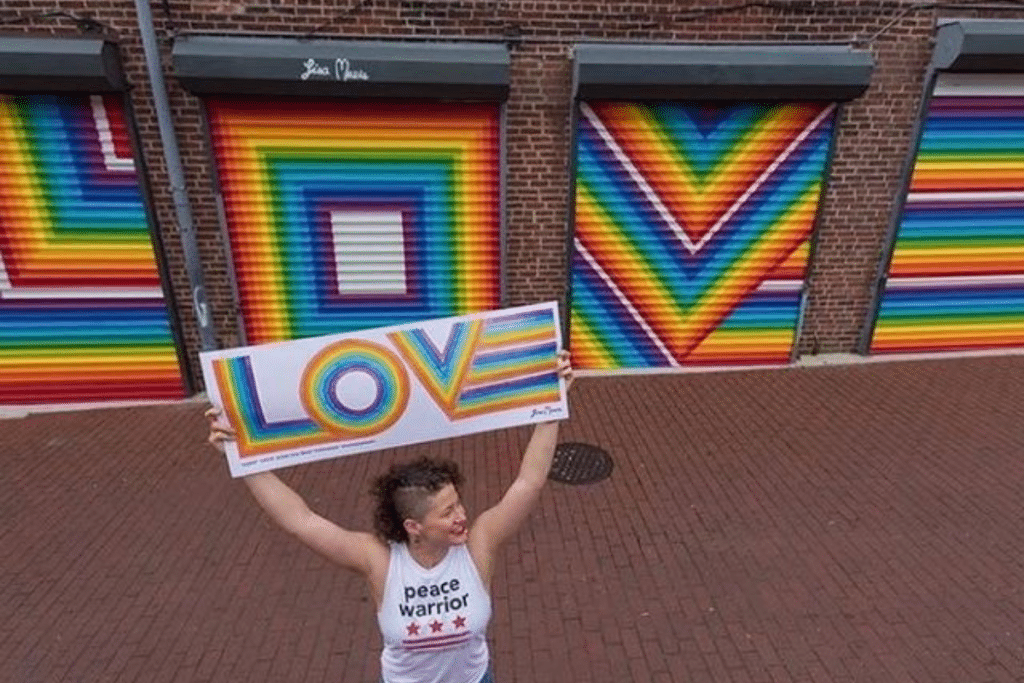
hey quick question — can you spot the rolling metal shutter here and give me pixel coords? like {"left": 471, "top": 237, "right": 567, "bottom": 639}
{"left": 204, "top": 97, "right": 501, "bottom": 344}
{"left": 0, "top": 93, "right": 185, "bottom": 403}
{"left": 870, "top": 74, "right": 1024, "bottom": 353}
{"left": 570, "top": 100, "right": 837, "bottom": 369}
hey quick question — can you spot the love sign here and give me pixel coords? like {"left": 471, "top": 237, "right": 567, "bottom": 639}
{"left": 201, "top": 302, "right": 568, "bottom": 477}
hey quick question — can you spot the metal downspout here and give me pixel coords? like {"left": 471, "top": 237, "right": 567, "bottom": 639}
{"left": 134, "top": 0, "right": 217, "bottom": 352}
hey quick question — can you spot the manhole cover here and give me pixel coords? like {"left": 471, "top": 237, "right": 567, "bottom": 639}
{"left": 548, "top": 442, "right": 613, "bottom": 485}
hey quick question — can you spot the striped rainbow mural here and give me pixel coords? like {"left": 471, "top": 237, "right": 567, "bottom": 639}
{"left": 205, "top": 98, "right": 501, "bottom": 345}
{"left": 0, "top": 93, "right": 183, "bottom": 403}
{"left": 570, "top": 100, "right": 836, "bottom": 369}
{"left": 871, "top": 74, "right": 1024, "bottom": 353}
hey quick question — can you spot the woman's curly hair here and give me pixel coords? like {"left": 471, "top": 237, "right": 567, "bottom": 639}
{"left": 370, "top": 457, "right": 465, "bottom": 543}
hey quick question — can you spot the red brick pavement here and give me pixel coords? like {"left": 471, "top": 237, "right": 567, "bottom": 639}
{"left": 4, "top": 355, "right": 1024, "bottom": 683}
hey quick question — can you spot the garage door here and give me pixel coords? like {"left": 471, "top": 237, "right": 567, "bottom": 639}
{"left": 870, "top": 73, "right": 1024, "bottom": 353}
{"left": 174, "top": 37, "right": 509, "bottom": 347}
{"left": 570, "top": 99, "right": 837, "bottom": 369}
{"left": 0, "top": 93, "right": 185, "bottom": 403}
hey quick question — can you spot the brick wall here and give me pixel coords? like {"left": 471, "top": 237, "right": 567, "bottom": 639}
{"left": 6, "top": 0, "right": 1024, "bottom": 387}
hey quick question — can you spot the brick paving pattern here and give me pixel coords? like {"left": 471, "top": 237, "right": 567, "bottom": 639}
{"left": 4, "top": 356, "right": 1024, "bottom": 683}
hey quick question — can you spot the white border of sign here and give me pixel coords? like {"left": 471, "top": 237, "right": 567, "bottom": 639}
{"left": 201, "top": 302, "right": 568, "bottom": 477}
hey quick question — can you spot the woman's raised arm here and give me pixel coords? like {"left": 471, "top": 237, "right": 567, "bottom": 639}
{"left": 207, "top": 410, "right": 387, "bottom": 578}
{"left": 468, "top": 352, "right": 573, "bottom": 581}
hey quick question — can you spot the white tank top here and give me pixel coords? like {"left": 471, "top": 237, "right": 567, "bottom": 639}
{"left": 377, "top": 542, "right": 492, "bottom": 683}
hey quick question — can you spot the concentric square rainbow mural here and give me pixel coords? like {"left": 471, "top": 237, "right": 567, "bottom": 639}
{"left": 0, "top": 93, "right": 184, "bottom": 403}
{"left": 205, "top": 98, "right": 501, "bottom": 345}
{"left": 871, "top": 74, "right": 1024, "bottom": 353}
{"left": 570, "top": 100, "right": 837, "bottom": 369}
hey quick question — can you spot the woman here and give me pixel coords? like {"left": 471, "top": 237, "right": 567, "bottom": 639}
{"left": 207, "top": 351, "right": 573, "bottom": 683}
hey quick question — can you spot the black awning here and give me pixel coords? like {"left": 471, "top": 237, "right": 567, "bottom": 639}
{"left": 573, "top": 43, "right": 874, "bottom": 101}
{"left": 932, "top": 19, "right": 1024, "bottom": 72}
{"left": 172, "top": 36, "right": 509, "bottom": 100}
{"left": 0, "top": 37, "right": 126, "bottom": 92}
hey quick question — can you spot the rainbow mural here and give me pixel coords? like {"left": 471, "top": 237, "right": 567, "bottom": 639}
{"left": 570, "top": 100, "right": 836, "bottom": 369}
{"left": 0, "top": 93, "right": 183, "bottom": 403}
{"left": 205, "top": 98, "right": 501, "bottom": 345}
{"left": 871, "top": 75, "right": 1024, "bottom": 353}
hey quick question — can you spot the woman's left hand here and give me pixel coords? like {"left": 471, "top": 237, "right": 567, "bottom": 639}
{"left": 205, "top": 407, "right": 236, "bottom": 454}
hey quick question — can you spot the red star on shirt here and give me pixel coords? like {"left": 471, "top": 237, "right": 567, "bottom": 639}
{"left": 429, "top": 620, "right": 444, "bottom": 633}
{"left": 406, "top": 622, "right": 420, "bottom": 636}
{"left": 452, "top": 615, "right": 466, "bottom": 629}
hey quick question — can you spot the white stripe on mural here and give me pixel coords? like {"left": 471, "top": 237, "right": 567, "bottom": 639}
{"left": 907, "top": 190, "right": 1024, "bottom": 203}
{"left": 2, "top": 287, "right": 165, "bottom": 300}
{"left": 90, "top": 95, "right": 135, "bottom": 173}
{"left": 0, "top": 249, "right": 10, "bottom": 294}
{"left": 933, "top": 73, "right": 1024, "bottom": 97}
{"left": 886, "top": 274, "right": 1024, "bottom": 289}
{"left": 756, "top": 279, "right": 803, "bottom": 292}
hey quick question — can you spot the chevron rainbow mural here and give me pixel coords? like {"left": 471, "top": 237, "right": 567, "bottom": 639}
{"left": 205, "top": 98, "right": 501, "bottom": 345}
{"left": 570, "top": 100, "right": 836, "bottom": 369}
{"left": 871, "top": 74, "right": 1024, "bottom": 353}
{"left": 0, "top": 93, "right": 183, "bottom": 403}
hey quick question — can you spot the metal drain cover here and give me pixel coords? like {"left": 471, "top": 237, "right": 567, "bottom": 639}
{"left": 548, "top": 442, "right": 613, "bottom": 485}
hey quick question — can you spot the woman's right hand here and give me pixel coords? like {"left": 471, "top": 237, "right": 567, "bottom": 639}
{"left": 205, "top": 407, "right": 236, "bottom": 454}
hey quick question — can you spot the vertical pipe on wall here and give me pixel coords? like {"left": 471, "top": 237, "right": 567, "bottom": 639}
{"left": 196, "top": 99, "right": 248, "bottom": 345}
{"left": 561, "top": 46, "right": 582, "bottom": 343}
{"left": 134, "top": 0, "right": 217, "bottom": 351}
{"left": 121, "top": 91, "right": 194, "bottom": 392}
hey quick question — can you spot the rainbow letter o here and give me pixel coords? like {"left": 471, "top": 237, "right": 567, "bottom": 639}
{"left": 300, "top": 340, "right": 411, "bottom": 439}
